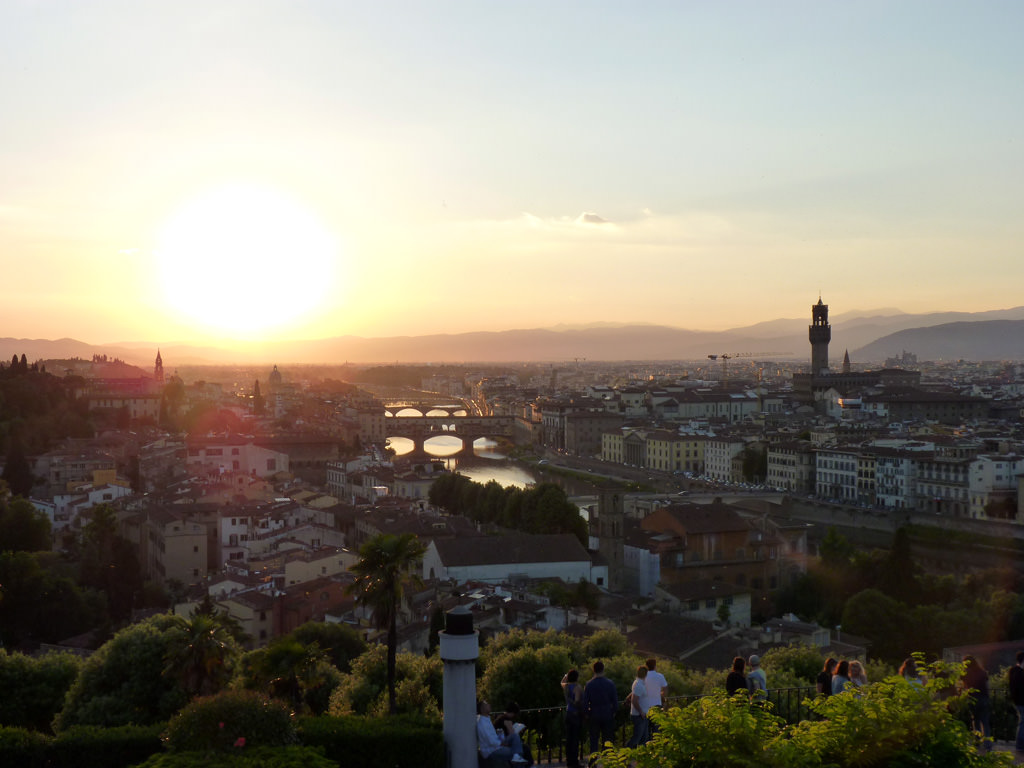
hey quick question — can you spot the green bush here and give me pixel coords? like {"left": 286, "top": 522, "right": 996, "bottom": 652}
{"left": 55, "top": 614, "right": 188, "bottom": 731}
{"left": 47, "top": 724, "right": 164, "bottom": 768}
{"left": 299, "top": 715, "right": 443, "bottom": 768}
{"left": 603, "top": 660, "right": 1013, "bottom": 768}
{"left": 0, "top": 649, "right": 81, "bottom": 732}
{"left": 134, "top": 745, "right": 339, "bottom": 768}
{"left": 163, "top": 690, "right": 297, "bottom": 753}
{"left": 0, "top": 726, "right": 48, "bottom": 768}
{"left": 328, "top": 646, "right": 442, "bottom": 717}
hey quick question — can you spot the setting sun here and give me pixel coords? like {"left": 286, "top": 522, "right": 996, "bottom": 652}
{"left": 154, "top": 183, "right": 339, "bottom": 338}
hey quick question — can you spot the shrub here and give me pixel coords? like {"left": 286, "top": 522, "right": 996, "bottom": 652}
{"left": 582, "top": 629, "right": 630, "bottom": 660}
{"left": 163, "top": 690, "right": 297, "bottom": 753}
{"left": 478, "top": 628, "right": 583, "bottom": 669}
{"left": 134, "top": 745, "right": 339, "bottom": 768}
{"left": 48, "top": 724, "right": 164, "bottom": 768}
{"left": 479, "top": 643, "right": 575, "bottom": 711}
{"left": 760, "top": 644, "right": 823, "bottom": 687}
{"left": 299, "top": 715, "right": 443, "bottom": 768}
{"left": 604, "top": 658, "right": 1013, "bottom": 768}
{"left": 604, "top": 693, "right": 786, "bottom": 768}
{"left": 0, "top": 649, "right": 81, "bottom": 732}
{"left": 55, "top": 614, "right": 187, "bottom": 731}
{"left": 328, "top": 646, "right": 442, "bottom": 717}
{"left": 0, "top": 726, "right": 48, "bottom": 768}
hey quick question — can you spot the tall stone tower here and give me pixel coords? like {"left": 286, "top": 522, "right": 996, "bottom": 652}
{"left": 809, "top": 298, "right": 831, "bottom": 375}
{"left": 596, "top": 487, "right": 625, "bottom": 593}
{"left": 154, "top": 349, "right": 164, "bottom": 384}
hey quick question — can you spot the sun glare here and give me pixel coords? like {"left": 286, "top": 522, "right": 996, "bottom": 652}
{"left": 154, "top": 183, "right": 338, "bottom": 338}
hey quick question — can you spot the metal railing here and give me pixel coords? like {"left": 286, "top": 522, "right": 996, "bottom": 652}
{"left": 513, "top": 686, "right": 1016, "bottom": 765}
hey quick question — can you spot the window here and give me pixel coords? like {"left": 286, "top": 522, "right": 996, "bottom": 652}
{"left": 688, "top": 600, "right": 699, "bottom": 610}
{"left": 267, "top": 459, "right": 277, "bottom": 471}
{"left": 193, "top": 568, "right": 199, "bottom": 577}
{"left": 231, "top": 448, "right": 240, "bottom": 455}
{"left": 705, "top": 598, "right": 716, "bottom": 609}
{"left": 206, "top": 448, "right": 223, "bottom": 456}
{"left": 193, "top": 545, "right": 199, "bottom": 553}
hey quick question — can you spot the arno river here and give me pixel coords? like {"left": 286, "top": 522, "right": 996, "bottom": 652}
{"left": 388, "top": 436, "right": 537, "bottom": 488}
{"left": 387, "top": 435, "right": 596, "bottom": 496}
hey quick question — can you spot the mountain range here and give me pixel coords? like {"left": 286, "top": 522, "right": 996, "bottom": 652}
{"left": 4, "top": 306, "right": 1024, "bottom": 367}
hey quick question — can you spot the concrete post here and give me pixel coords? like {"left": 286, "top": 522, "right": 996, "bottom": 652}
{"left": 440, "top": 605, "right": 479, "bottom": 768}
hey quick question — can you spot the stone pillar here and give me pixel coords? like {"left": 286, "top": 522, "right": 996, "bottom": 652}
{"left": 441, "top": 605, "right": 479, "bottom": 768}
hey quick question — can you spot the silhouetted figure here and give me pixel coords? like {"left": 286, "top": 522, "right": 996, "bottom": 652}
{"left": 725, "top": 656, "right": 746, "bottom": 696}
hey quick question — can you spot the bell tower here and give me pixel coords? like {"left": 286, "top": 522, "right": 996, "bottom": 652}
{"left": 154, "top": 349, "right": 164, "bottom": 384}
{"left": 809, "top": 298, "right": 831, "bottom": 375}
{"left": 596, "top": 487, "right": 625, "bottom": 593}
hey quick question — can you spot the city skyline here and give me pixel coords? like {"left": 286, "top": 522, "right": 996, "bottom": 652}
{"left": 3, "top": 1, "right": 1024, "bottom": 346}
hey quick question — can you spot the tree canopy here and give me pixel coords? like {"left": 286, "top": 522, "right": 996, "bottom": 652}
{"left": 429, "top": 474, "right": 587, "bottom": 544}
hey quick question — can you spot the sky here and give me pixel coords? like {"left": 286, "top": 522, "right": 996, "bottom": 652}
{"left": 2, "top": 1, "right": 1024, "bottom": 346}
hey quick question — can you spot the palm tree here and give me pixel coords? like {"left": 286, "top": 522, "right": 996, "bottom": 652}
{"left": 163, "top": 612, "right": 240, "bottom": 698}
{"left": 346, "top": 533, "right": 426, "bottom": 715}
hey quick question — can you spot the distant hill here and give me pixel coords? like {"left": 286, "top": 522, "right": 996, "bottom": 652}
{"left": 855, "top": 319, "right": 1024, "bottom": 361}
{"left": 5, "top": 305, "right": 1024, "bottom": 364}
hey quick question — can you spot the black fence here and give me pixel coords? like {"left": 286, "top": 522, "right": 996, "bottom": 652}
{"left": 515, "top": 686, "right": 1018, "bottom": 765}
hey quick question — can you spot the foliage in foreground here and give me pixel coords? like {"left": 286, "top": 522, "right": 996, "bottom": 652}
{"left": 163, "top": 690, "right": 297, "bottom": 753}
{"left": 327, "top": 645, "right": 442, "bottom": 718}
{"left": 0, "top": 649, "right": 81, "bottom": 732}
{"left": 604, "top": 661, "right": 1012, "bottom": 768}
{"left": 135, "top": 745, "right": 339, "bottom": 768}
{"left": 299, "top": 715, "right": 443, "bottom": 768}
{"left": 55, "top": 614, "right": 188, "bottom": 731}
{"left": 0, "top": 723, "right": 164, "bottom": 768}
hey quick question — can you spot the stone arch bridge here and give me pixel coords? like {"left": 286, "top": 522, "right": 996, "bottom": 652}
{"left": 385, "top": 415, "right": 514, "bottom": 455}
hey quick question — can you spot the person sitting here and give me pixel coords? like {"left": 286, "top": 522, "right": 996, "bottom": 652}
{"left": 477, "top": 700, "right": 527, "bottom": 765}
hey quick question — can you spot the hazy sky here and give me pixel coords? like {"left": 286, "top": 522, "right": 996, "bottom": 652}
{"left": 3, "top": 1, "right": 1023, "bottom": 345}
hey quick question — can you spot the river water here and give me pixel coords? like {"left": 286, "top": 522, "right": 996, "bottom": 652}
{"left": 388, "top": 436, "right": 539, "bottom": 488}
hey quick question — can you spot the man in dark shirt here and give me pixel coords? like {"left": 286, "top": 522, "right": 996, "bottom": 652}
{"left": 1008, "top": 651, "right": 1024, "bottom": 752}
{"left": 582, "top": 660, "right": 618, "bottom": 761}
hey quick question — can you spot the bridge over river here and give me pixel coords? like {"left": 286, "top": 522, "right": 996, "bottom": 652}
{"left": 384, "top": 408, "right": 514, "bottom": 455}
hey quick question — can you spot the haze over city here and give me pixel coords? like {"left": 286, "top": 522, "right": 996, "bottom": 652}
{"left": 3, "top": 1, "right": 1023, "bottom": 348}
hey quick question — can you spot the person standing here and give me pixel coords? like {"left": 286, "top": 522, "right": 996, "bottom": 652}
{"left": 746, "top": 655, "right": 767, "bottom": 702}
{"left": 644, "top": 658, "right": 667, "bottom": 735}
{"left": 627, "top": 665, "right": 650, "bottom": 748}
{"left": 831, "top": 660, "right": 851, "bottom": 695}
{"left": 1008, "top": 651, "right": 1024, "bottom": 754}
{"left": 848, "top": 660, "right": 868, "bottom": 688}
{"left": 561, "top": 669, "right": 584, "bottom": 768}
{"left": 962, "top": 655, "right": 991, "bottom": 752}
{"left": 725, "top": 657, "right": 747, "bottom": 696}
{"left": 583, "top": 661, "right": 618, "bottom": 761}
{"left": 816, "top": 657, "right": 837, "bottom": 697}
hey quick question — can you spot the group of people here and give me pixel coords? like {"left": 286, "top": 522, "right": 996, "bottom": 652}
{"left": 724, "top": 654, "right": 768, "bottom": 700}
{"left": 815, "top": 657, "right": 869, "bottom": 696}
{"left": 560, "top": 659, "right": 668, "bottom": 767}
{"left": 480, "top": 651, "right": 1006, "bottom": 764}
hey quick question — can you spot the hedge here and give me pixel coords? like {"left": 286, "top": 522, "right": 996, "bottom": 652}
{"left": 298, "top": 715, "right": 444, "bottom": 768}
{"left": 0, "top": 723, "right": 163, "bottom": 768}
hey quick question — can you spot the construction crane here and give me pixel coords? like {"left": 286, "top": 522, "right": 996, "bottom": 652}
{"left": 707, "top": 352, "right": 791, "bottom": 384}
